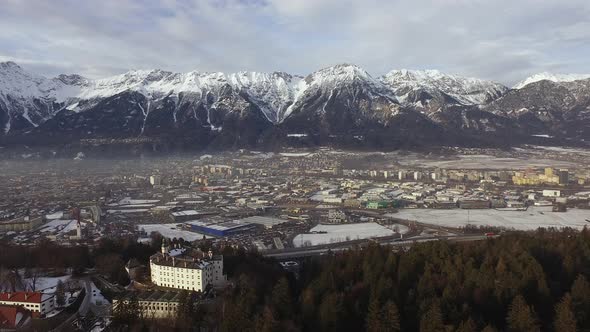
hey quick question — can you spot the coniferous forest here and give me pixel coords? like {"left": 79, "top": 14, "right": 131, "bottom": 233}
{"left": 214, "top": 229, "right": 590, "bottom": 332}
{"left": 5, "top": 229, "right": 590, "bottom": 331}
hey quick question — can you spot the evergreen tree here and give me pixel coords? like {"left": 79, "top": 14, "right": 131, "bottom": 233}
{"left": 571, "top": 274, "right": 590, "bottom": 330}
{"left": 270, "top": 277, "right": 291, "bottom": 320}
{"left": 55, "top": 280, "right": 66, "bottom": 306}
{"left": 456, "top": 318, "right": 477, "bottom": 332}
{"left": 554, "top": 293, "right": 577, "bottom": 332}
{"left": 480, "top": 325, "right": 498, "bottom": 332}
{"left": 254, "top": 306, "right": 279, "bottom": 332}
{"left": 382, "top": 300, "right": 401, "bottom": 332}
{"left": 420, "top": 301, "right": 445, "bottom": 332}
{"left": 366, "top": 296, "right": 383, "bottom": 332}
{"left": 506, "top": 295, "right": 539, "bottom": 332}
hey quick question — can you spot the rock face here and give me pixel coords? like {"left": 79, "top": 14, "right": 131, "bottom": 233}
{"left": 1, "top": 61, "right": 589, "bottom": 152}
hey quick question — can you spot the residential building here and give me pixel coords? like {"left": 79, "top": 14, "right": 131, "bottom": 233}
{"left": 0, "top": 305, "right": 32, "bottom": 331}
{"left": 113, "top": 290, "right": 184, "bottom": 319}
{"left": 0, "top": 292, "right": 55, "bottom": 318}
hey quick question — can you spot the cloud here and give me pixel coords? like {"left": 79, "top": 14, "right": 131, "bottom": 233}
{"left": 0, "top": 0, "right": 589, "bottom": 85}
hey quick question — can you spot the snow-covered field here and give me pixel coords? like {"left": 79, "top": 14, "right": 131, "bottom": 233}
{"left": 138, "top": 224, "right": 210, "bottom": 241}
{"left": 390, "top": 207, "right": 590, "bottom": 231}
{"left": 293, "top": 222, "right": 406, "bottom": 247}
{"left": 23, "top": 275, "right": 71, "bottom": 292}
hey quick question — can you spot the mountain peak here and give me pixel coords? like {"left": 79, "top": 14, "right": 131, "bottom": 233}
{"left": 513, "top": 72, "right": 590, "bottom": 89}
{"left": 382, "top": 69, "right": 508, "bottom": 106}
{"left": 0, "top": 61, "right": 22, "bottom": 71}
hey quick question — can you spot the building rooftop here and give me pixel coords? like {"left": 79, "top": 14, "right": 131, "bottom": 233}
{"left": 0, "top": 292, "right": 50, "bottom": 304}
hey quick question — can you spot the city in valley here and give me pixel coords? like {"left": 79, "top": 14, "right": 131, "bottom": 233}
{"left": 1, "top": 145, "right": 590, "bottom": 330}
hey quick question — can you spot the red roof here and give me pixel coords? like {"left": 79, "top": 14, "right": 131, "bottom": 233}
{"left": 0, "top": 292, "right": 43, "bottom": 304}
{"left": 0, "top": 305, "right": 30, "bottom": 329}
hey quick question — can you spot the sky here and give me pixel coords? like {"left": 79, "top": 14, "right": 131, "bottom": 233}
{"left": 1, "top": 0, "right": 589, "bottom": 86}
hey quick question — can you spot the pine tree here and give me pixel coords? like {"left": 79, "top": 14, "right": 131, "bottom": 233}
{"left": 55, "top": 280, "right": 66, "bottom": 306}
{"left": 382, "top": 300, "right": 401, "bottom": 332}
{"left": 255, "top": 306, "right": 278, "bottom": 332}
{"left": 456, "top": 318, "right": 477, "bottom": 332}
{"left": 554, "top": 293, "right": 577, "bottom": 332}
{"left": 571, "top": 274, "right": 590, "bottom": 330}
{"left": 420, "top": 301, "right": 445, "bottom": 332}
{"left": 270, "top": 277, "right": 292, "bottom": 320}
{"left": 480, "top": 325, "right": 498, "bottom": 332}
{"left": 366, "top": 296, "right": 383, "bottom": 332}
{"left": 506, "top": 295, "right": 539, "bottom": 332}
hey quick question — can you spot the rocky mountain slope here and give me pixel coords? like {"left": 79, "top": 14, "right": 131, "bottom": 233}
{"left": 1, "top": 61, "right": 589, "bottom": 152}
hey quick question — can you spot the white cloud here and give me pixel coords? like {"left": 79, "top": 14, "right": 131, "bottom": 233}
{"left": 0, "top": 0, "right": 589, "bottom": 85}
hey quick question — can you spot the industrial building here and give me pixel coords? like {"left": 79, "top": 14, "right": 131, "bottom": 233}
{"left": 235, "top": 216, "right": 288, "bottom": 229}
{"left": 185, "top": 220, "right": 256, "bottom": 237}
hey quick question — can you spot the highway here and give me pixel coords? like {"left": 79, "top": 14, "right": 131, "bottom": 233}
{"left": 263, "top": 234, "right": 492, "bottom": 259}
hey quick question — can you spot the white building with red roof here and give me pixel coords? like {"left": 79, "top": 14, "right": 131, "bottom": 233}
{"left": 0, "top": 304, "right": 32, "bottom": 330}
{"left": 0, "top": 292, "right": 55, "bottom": 317}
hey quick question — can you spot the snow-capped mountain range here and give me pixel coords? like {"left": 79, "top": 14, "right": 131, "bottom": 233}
{"left": 1, "top": 61, "right": 590, "bottom": 152}
{"left": 513, "top": 72, "right": 590, "bottom": 89}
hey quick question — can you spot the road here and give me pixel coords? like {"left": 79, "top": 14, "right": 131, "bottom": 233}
{"left": 263, "top": 234, "right": 492, "bottom": 259}
{"left": 52, "top": 278, "right": 92, "bottom": 332}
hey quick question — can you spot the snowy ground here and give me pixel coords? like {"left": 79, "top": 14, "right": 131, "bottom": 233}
{"left": 23, "top": 275, "right": 71, "bottom": 292}
{"left": 117, "top": 198, "right": 160, "bottom": 205}
{"left": 38, "top": 219, "right": 77, "bottom": 234}
{"left": 45, "top": 211, "right": 64, "bottom": 220}
{"left": 390, "top": 206, "right": 590, "bottom": 231}
{"left": 138, "top": 224, "right": 211, "bottom": 241}
{"left": 293, "top": 222, "right": 407, "bottom": 247}
{"left": 89, "top": 281, "right": 108, "bottom": 306}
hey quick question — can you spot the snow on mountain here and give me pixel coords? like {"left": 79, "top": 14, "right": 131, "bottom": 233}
{"left": 514, "top": 72, "right": 590, "bottom": 89}
{"left": 0, "top": 63, "right": 305, "bottom": 126}
{"left": 381, "top": 69, "right": 507, "bottom": 105}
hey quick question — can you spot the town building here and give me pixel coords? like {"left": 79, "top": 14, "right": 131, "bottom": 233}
{"left": 0, "top": 292, "right": 55, "bottom": 318}
{"left": 0, "top": 305, "right": 32, "bottom": 330}
{"left": 113, "top": 290, "right": 184, "bottom": 319}
{"left": 149, "top": 175, "right": 162, "bottom": 186}
{"left": 0, "top": 217, "right": 43, "bottom": 233}
{"left": 149, "top": 242, "right": 225, "bottom": 291}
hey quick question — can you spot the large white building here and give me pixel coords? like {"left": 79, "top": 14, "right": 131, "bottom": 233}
{"left": 149, "top": 241, "right": 225, "bottom": 292}
{"left": 113, "top": 290, "right": 182, "bottom": 319}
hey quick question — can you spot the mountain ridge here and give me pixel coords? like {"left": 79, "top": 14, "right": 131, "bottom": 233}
{"left": 1, "top": 61, "right": 590, "bottom": 152}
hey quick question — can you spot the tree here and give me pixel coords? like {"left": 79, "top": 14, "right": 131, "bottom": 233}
{"left": 571, "top": 274, "right": 590, "bottom": 330}
{"left": 554, "top": 293, "right": 576, "bottom": 332}
{"left": 420, "top": 301, "right": 445, "bottom": 332}
{"left": 456, "top": 318, "right": 477, "bottom": 332}
{"left": 506, "top": 295, "right": 539, "bottom": 332}
{"left": 382, "top": 300, "right": 401, "bottom": 332}
{"left": 270, "top": 277, "right": 292, "bottom": 320}
{"left": 55, "top": 280, "right": 66, "bottom": 306}
{"left": 480, "top": 325, "right": 498, "bottom": 332}
{"left": 255, "top": 306, "right": 279, "bottom": 332}
{"left": 366, "top": 296, "right": 383, "bottom": 332}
